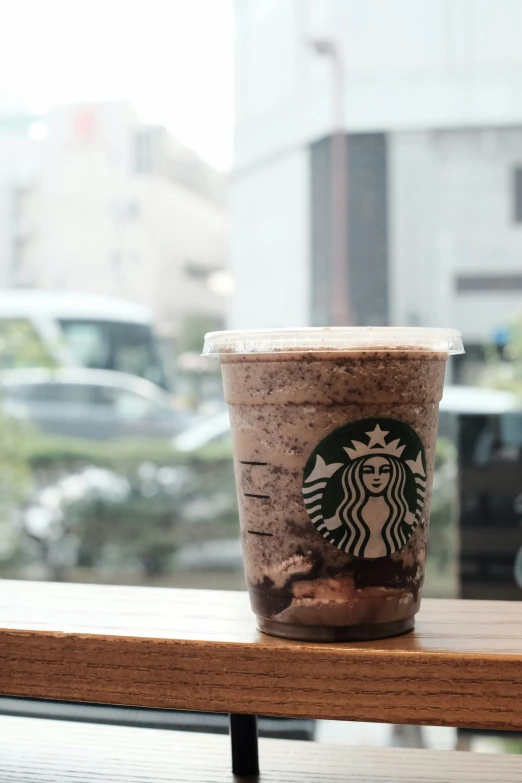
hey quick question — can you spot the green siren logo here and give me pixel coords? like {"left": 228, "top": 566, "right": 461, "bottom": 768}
{"left": 302, "top": 418, "right": 427, "bottom": 559}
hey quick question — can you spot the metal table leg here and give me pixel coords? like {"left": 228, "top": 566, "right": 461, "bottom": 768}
{"left": 229, "top": 713, "right": 259, "bottom": 777}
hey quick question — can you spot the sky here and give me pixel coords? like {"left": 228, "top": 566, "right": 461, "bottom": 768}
{"left": 0, "top": 0, "right": 233, "bottom": 170}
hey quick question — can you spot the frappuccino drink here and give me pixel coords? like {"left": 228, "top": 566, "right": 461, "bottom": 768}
{"left": 203, "top": 328, "right": 464, "bottom": 641}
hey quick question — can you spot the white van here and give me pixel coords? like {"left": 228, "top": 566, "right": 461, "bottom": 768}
{"left": 0, "top": 289, "right": 169, "bottom": 389}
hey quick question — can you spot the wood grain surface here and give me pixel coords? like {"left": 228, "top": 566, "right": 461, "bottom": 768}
{"left": 1, "top": 581, "right": 522, "bottom": 730}
{"left": 1, "top": 715, "right": 521, "bottom": 783}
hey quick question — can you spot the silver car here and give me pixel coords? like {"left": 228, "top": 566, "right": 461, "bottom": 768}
{"left": 0, "top": 367, "right": 190, "bottom": 441}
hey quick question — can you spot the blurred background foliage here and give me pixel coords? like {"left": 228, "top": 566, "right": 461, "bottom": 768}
{"left": 0, "top": 415, "right": 455, "bottom": 594}
{"left": 0, "top": 425, "right": 237, "bottom": 584}
{"left": 481, "top": 314, "right": 522, "bottom": 397}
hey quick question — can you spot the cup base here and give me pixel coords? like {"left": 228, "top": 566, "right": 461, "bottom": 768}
{"left": 257, "top": 615, "right": 415, "bottom": 642}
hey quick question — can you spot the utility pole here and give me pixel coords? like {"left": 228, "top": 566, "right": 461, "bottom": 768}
{"left": 309, "top": 38, "right": 350, "bottom": 326}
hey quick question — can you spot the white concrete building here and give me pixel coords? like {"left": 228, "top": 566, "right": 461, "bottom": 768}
{"left": 0, "top": 101, "right": 228, "bottom": 338}
{"left": 231, "top": 0, "right": 522, "bottom": 356}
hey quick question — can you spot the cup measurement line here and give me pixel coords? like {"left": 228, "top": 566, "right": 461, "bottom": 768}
{"left": 240, "top": 461, "right": 268, "bottom": 466}
{"left": 244, "top": 493, "right": 270, "bottom": 499}
{"left": 247, "top": 530, "right": 273, "bottom": 537}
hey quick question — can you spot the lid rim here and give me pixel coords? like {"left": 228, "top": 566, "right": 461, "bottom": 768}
{"left": 202, "top": 327, "right": 465, "bottom": 357}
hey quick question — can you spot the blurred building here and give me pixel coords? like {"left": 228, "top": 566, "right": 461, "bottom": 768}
{"left": 231, "top": 0, "right": 522, "bottom": 360}
{"left": 0, "top": 101, "right": 229, "bottom": 339}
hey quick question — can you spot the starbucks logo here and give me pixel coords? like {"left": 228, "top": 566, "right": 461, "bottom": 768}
{"left": 302, "top": 418, "right": 427, "bottom": 559}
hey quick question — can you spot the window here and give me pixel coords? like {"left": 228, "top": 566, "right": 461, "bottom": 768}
{"left": 456, "top": 275, "right": 522, "bottom": 293}
{"left": 133, "top": 131, "right": 153, "bottom": 174}
{"left": 513, "top": 167, "right": 522, "bottom": 223}
{"left": 127, "top": 201, "right": 140, "bottom": 220}
{"left": 59, "top": 320, "right": 168, "bottom": 389}
{"left": 8, "top": 382, "right": 98, "bottom": 405}
{"left": 112, "top": 389, "right": 155, "bottom": 419}
{"left": 0, "top": 319, "right": 54, "bottom": 370}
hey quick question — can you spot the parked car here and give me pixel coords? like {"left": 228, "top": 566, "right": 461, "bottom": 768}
{"left": 0, "top": 367, "right": 191, "bottom": 441}
{"left": 438, "top": 385, "right": 520, "bottom": 440}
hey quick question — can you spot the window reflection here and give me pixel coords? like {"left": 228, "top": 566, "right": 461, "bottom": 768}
{"left": 60, "top": 319, "right": 168, "bottom": 389}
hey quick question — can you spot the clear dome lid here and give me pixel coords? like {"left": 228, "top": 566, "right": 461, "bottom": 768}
{"left": 202, "top": 326, "right": 464, "bottom": 356}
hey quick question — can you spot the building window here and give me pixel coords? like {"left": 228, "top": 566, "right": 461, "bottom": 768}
{"left": 513, "top": 167, "right": 522, "bottom": 223}
{"left": 134, "top": 131, "right": 152, "bottom": 174}
{"left": 111, "top": 252, "right": 122, "bottom": 270}
{"left": 456, "top": 274, "right": 522, "bottom": 293}
{"left": 127, "top": 200, "right": 140, "bottom": 220}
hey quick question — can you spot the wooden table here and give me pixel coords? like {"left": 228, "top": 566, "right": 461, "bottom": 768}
{"left": 1, "top": 580, "right": 522, "bottom": 780}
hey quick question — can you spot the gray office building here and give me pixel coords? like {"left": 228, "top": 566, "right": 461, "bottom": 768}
{"left": 231, "top": 0, "right": 522, "bottom": 371}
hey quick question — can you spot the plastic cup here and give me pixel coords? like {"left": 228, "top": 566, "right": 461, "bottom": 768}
{"left": 203, "top": 327, "right": 464, "bottom": 641}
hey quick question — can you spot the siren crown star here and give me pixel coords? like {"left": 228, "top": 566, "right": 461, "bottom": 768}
{"left": 366, "top": 423, "right": 389, "bottom": 448}
{"left": 344, "top": 424, "right": 406, "bottom": 460}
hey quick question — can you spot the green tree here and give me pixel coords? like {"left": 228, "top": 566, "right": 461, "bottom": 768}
{"left": 0, "top": 413, "right": 32, "bottom": 565}
{"left": 0, "top": 319, "right": 56, "bottom": 370}
{"left": 0, "top": 318, "right": 53, "bottom": 567}
{"left": 177, "top": 313, "right": 224, "bottom": 354}
{"left": 480, "top": 313, "right": 522, "bottom": 397}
